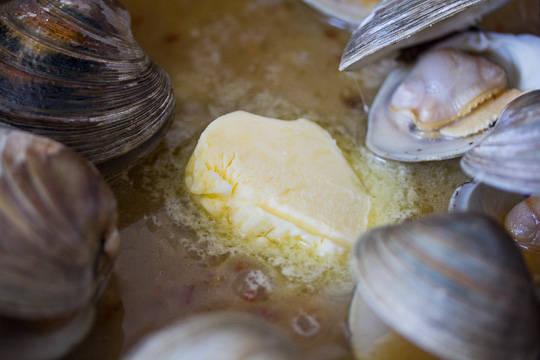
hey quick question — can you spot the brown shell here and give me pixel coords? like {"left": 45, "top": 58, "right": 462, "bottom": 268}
{"left": 0, "top": 128, "right": 119, "bottom": 320}
{"left": 0, "top": 0, "right": 175, "bottom": 177}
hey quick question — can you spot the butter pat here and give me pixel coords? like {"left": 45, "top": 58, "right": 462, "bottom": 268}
{"left": 185, "top": 111, "right": 371, "bottom": 255}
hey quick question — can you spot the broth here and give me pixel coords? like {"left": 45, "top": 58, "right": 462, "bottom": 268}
{"left": 61, "top": 0, "right": 540, "bottom": 359}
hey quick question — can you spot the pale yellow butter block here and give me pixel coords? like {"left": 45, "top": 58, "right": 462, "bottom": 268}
{"left": 185, "top": 111, "right": 371, "bottom": 255}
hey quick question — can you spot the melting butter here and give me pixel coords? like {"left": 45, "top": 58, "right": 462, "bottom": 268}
{"left": 185, "top": 111, "right": 371, "bottom": 255}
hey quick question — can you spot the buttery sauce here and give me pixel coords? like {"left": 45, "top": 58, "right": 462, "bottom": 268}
{"left": 62, "top": 0, "right": 540, "bottom": 359}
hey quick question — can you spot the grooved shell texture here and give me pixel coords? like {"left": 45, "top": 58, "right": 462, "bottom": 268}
{"left": 0, "top": 0, "right": 175, "bottom": 172}
{"left": 0, "top": 128, "right": 118, "bottom": 319}
{"left": 461, "top": 90, "right": 540, "bottom": 195}
{"left": 352, "top": 213, "right": 540, "bottom": 360}
{"left": 340, "top": 0, "right": 510, "bottom": 70}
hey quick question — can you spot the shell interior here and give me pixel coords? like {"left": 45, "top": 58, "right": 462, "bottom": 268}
{"left": 449, "top": 179, "right": 527, "bottom": 219}
{"left": 366, "top": 31, "right": 540, "bottom": 162}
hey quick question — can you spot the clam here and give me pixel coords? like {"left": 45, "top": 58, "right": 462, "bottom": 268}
{"left": 450, "top": 181, "right": 540, "bottom": 253}
{"left": 123, "top": 312, "right": 303, "bottom": 360}
{"left": 340, "top": 0, "right": 511, "bottom": 70}
{"left": 361, "top": 31, "right": 540, "bottom": 162}
{"left": 301, "top": 0, "right": 380, "bottom": 29}
{"left": 0, "top": 128, "right": 119, "bottom": 360}
{"left": 349, "top": 212, "right": 540, "bottom": 360}
{"left": 0, "top": 0, "right": 175, "bottom": 178}
{"left": 338, "top": 0, "right": 540, "bottom": 162}
{"left": 450, "top": 90, "right": 540, "bottom": 252}
{"left": 461, "top": 89, "right": 540, "bottom": 194}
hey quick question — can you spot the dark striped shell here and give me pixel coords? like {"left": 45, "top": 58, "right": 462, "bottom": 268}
{"left": 0, "top": 0, "right": 175, "bottom": 177}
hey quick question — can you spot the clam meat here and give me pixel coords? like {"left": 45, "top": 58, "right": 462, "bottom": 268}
{"left": 0, "top": 0, "right": 175, "bottom": 178}
{"left": 349, "top": 212, "right": 540, "bottom": 360}
{"left": 453, "top": 90, "right": 540, "bottom": 252}
{"left": 365, "top": 31, "right": 540, "bottom": 161}
{"left": 0, "top": 128, "right": 119, "bottom": 360}
{"left": 449, "top": 181, "right": 540, "bottom": 287}
{"left": 505, "top": 196, "right": 540, "bottom": 252}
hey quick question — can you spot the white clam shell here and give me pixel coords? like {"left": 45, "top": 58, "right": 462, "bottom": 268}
{"left": 351, "top": 213, "right": 540, "bottom": 360}
{"left": 340, "top": 0, "right": 510, "bottom": 70}
{"left": 449, "top": 179, "right": 526, "bottom": 218}
{"left": 124, "top": 312, "right": 302, "bottom": 360}
{"left": 461, "top": 90, "right": 540, "bottom": 194}
{"left": 366, "top": 31, "right": 540, "bottom": 162}
{"left": 449, "top": 181, "right": 540, "bottom": 257}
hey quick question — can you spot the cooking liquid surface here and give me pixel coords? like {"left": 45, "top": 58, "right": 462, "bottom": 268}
{"left": 61, "top": 0, "right": 539, "bottom": 359}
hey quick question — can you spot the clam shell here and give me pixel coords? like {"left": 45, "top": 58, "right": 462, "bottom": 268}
{"left": 0, "top": 0, "right": 175, "bottom": 177}
{"left": 461, "top": 90, "right": 540, "bottom": 194}
{"left": 0, "top": 128, "right": 119, "bottom": 319}
{"left": 340, "top": 0, "right": 510, "bottom": 70}
{"left": 366, "top": 31, "right": 540, "bottom": 162}
{"left": 449, "top": 181, "right": 540, "bottom": 257}
{"left": 449, "top": 180, "right": 526, "bottom": 219}
{"left": 351, "top": 213, "right": 540, "bottom": 360}
{"left": 0, "top": 306, "right": 95, "bottom": 360}
{"left": 124, "top": 312, "right": 303, "bottom": 360}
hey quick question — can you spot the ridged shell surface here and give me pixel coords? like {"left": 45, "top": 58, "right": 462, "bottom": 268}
{"left": 365, "top": 31, "right": 540, "bottom": 162}
{"left": 352, "top": 213, "right": 540, "bottom": 360}
{"left": 461, "top": 90, "right": 540, "bottom": 195}
{"left": 340, "top": 0, "right": 510, "bottom": 70}
{"left": 0, "top": 0, "right": 175, "bottom": 176}
{"left": 0, "top": 128, "right": 119, "bottom": 319}
{"left": 124, "top": 312, "right": 302, "bottom": 360}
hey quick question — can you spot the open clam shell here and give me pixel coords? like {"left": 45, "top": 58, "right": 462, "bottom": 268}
{"left": 365, "top": 31, "right": 540, "bottom": 162}
{"left": 449, "top": 180, "right": 526, "bottom": 220}
{"left": 340, "top": 0, "right": 510, "bottom": 70}
{"left": 124, "top": 312, "right": 303, "bottom": 360}
{"left": 351, "top": 213, "right": 540, "bottom": 360}
{"left": 0, "top": 0, "right": 175, "bottom": 178}
{"left": 449, "top": 180, "right": 540, "bottom": 256}
{"left": 461, "top": 90, "right": 540, "bottom": 194}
